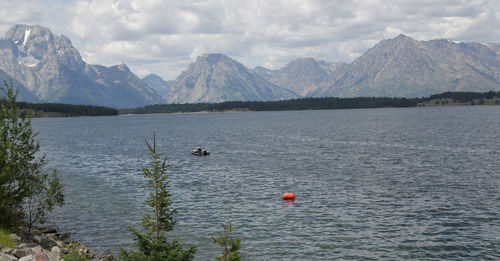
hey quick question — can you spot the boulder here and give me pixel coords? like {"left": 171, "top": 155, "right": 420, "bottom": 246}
{"left": 18, "top": 255, "right": 33, "bottom": 261}
{"left": 83, "top": 248, "right": 97, "bottom": 259}
{"left": 39, "top": 227, "right": 58, "bottom": 234}
{"left": 29, "top": 247, "right": 42, "bottom": 255}
{"left": 31, "top": 236, "right": 41, "bottom": 245}
{"left": 14, "top": 245, "right": 29, "bottom": 250}
{"left": 34, "top": 253, "right": 48, "bottom": 261}
{"left": 12, "top": 247, "right": 32, "bottom": 259}
{"left": 15, "top": 229, "right": 30, "bottom": 243}
{"left": 99, "top": 254, "right": 114, "bottom": 261}
{"left": 54, "top": 234, "right": 70, "bottom": 244}
{"left": 39, "top": 237, "right": 56, "bottom": 252}
{"left": 44, "top": 235, "right": 56, "bottom": 241}
{"left": 0, "top": 248, "right": 13, "bottom": 255}
{"left": 0, "top": 253, "right": 18, "bottom": 261}
{"left": 54, "top": 242, "right": 63, "bottom": 249}
{"left": 46, "top": 247, "right": 59, "bottom": 261}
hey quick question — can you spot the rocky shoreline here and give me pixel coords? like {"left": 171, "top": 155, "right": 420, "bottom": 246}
{"left": 0, "top": 226, "right": 114, "bottom": 261}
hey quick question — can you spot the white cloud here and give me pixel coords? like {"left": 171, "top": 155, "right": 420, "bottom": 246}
{"left": 0, "top": 0, "right": 498, "bottom": 80}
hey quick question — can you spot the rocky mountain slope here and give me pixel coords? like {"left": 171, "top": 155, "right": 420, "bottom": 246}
{"left": 254, "top": 58, "right": 347, "bottom": 97}
{"left": 0, "top": 68, "right": 38, "bottom": 102}
{"left": 258, "top": 34, "right": 500, "bottom": 98}
{"left": 320, "top": 34, "right": 500, "bottom": 97}
{"left": 163, "top": 53, "right": 298, "bottom": 103}
{"left": 142, "top": 73, "right": 175, "bottom": 96}
{"left": 0, "top": 24, "right": 163, "bottom": 108}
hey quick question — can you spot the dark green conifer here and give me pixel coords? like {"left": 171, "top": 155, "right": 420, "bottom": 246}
{"left": 212, "top": 223, "right": 242, "bottom": 261}
{"left": 121, "top": 133, "right": 196, "bottom": 261}
{"left": 0, "top": 80, "right": 64, "bottom": 230}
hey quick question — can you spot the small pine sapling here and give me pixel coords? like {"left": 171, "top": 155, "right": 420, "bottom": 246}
{"left": 120, "top": 133, "right": 196, "bottom": 261}
{"left": 212, "top": 223, "right": 242, "bottom": 261}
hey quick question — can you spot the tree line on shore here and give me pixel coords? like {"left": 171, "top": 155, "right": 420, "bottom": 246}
{"left": 16, "top": 102, "right": 118, "bottom": 117}
{"left": 427, "top": 91, "right": 500, "bottom": 103}
{"left": 120, "top": 90, "right": 500, "bottom": 114}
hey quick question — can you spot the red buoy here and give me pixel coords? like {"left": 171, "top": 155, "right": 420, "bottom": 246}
{"left": 283, "top": 192, "right": 295, "bottom": 201}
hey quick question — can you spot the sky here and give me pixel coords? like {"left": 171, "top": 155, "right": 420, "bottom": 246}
{"left": 0, "top": 0, "right": 499, "bottom": 80}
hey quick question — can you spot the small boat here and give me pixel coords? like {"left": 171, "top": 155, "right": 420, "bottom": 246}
{"left": 191, "top": 147, "right": 210, "bottom": 156}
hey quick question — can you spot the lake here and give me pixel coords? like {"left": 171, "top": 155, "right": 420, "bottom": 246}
{"left": 32, "top": 106, "right": 500, "bottom": 260}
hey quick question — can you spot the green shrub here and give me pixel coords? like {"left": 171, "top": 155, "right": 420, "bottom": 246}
{"left": 61, "top": 241, "right": 87, "bottom": 261}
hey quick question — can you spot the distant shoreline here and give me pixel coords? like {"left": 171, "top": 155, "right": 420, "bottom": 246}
{"left": 18, "top": 90, "right": 500, "bottom": 118}
{"left": 119, "top": 91, "right": 500, "bottom": 115}
{"left": 16, "top": 102, "right": 119, "bottom": 118}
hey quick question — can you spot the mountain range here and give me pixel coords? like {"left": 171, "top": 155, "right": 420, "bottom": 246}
{"left": 162, "top": 53, "right": 297, "bottom": 103}
{"left": 0, "top": 24, "right": 163, "bottom": 108}
{"left": 1, "top": 24, "right": 499, "bottom": 108}
{"left": 141, "top": 74, "right": 174, "bottom": 97}
{"left": 255, "top": 35, "right": 500, "bottom": 98}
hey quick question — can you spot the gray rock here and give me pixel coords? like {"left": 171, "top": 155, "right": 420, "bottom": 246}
{"left": 12, "top": 248, "right": 32, "bottom": 258}
{"left": 31, "top": 236, "right": 41, "bottom": 245}
{"left": 0, "top": 253, "right": 18, "bottom": 261}
{"left": 54, "top": 234, "right": 70, "bottom": 244}
{"left": 18, "top": 255, "right": 32, "bottom": 261}
{"left": 14, "top": 245, "right": 29, "bottom": 250}
{"left": 29, "top": 247, "right": 42, "bottom": 255}
{"left": 53, "top": 242, "right": 63, "bottom": 250}
{"left": 39, "top": 227, "right": 58, "bottom": 234}
{"left": 39, "top": 236, "right": 56, "bottom": 252}
{"left": 33, "top": 253, "right": 48, "bottom": 261}
{"left": 44, "top": 235, "right": 56, "bottom": 241}
{"left": 46, "top": 247, "right": 60, "bottom": 261}
{"left": 14, "top": 229, "right": 31, "bottom": 244}
{"left": 0, "top": 248, "right": 13, "bottom": 255}
{"left": 99, "top": 254, "right": 114, "bottom": 261}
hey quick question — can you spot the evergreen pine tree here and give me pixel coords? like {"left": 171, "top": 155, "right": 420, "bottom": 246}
{"left": 120, "top": 133, "right": 196, "bottom": 261}
{"left": 212, "top": 223, "right": 242, "bottom": 261}
{"left": 0, "top": 80, "right": 64, "bottom": 230}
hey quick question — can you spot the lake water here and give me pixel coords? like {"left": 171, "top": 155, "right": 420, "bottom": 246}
{"left": 32, "top": 106, "right": 500, "bottom": 260}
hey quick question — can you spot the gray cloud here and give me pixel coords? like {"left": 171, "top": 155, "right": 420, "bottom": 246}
{"left": 0, "top": 0, "right": 498, "bottom": 80}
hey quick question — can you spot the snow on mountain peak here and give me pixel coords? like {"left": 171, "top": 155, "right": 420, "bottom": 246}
{"left": 23, "top": 28, "right": 31, "bottom": 46}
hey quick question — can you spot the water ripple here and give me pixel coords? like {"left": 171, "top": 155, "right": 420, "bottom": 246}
{"left": 32, "top": 107, "right": 500, "bottom": 260}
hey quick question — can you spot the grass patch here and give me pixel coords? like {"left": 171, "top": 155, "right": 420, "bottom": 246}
{"left": 0, "top": 228, "right": 15, "bottom": 248}
{"left": 61, "top": 241, "right": 87, "bottom": 261}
